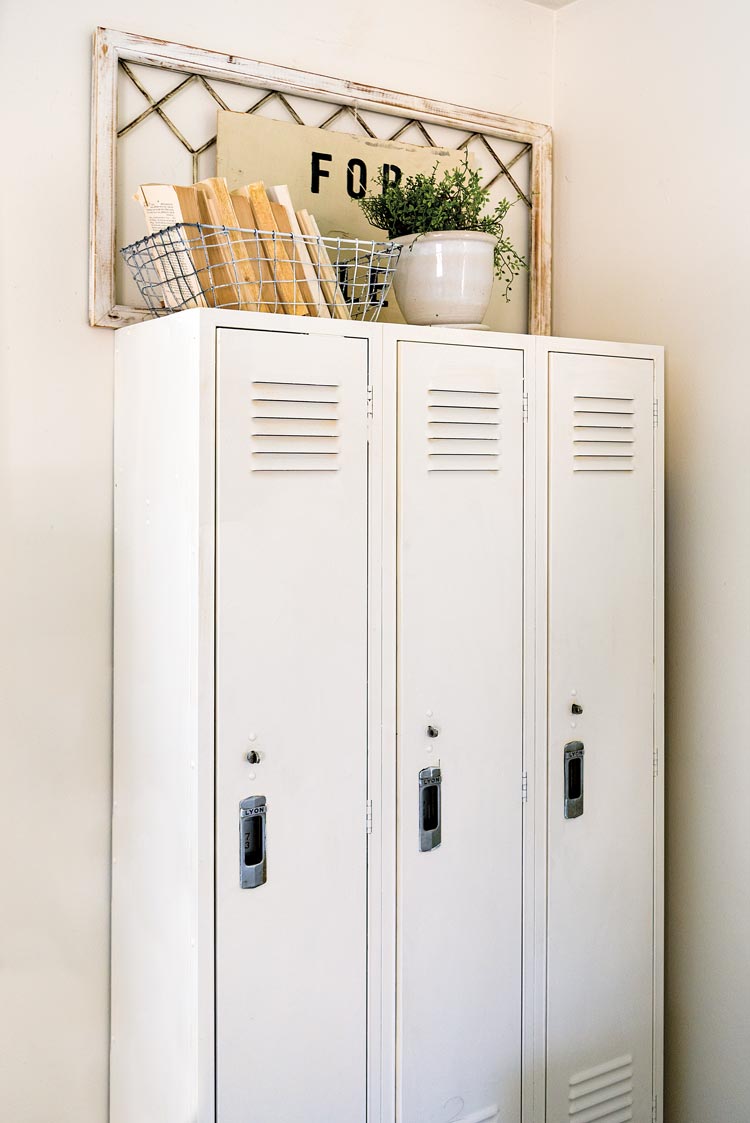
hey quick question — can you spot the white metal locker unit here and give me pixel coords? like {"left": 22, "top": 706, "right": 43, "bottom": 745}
{"left": 536, "top": 342, "right": 665, "bottom": 1123}
{"left": 394, "top": 336, "right": 527, "bottom": 1123}
{"left": 111, "top": 314, "right": 383, "bottom": 1123}
{"left": 111, "top": 310, "right": 664, "bottom": 1123}
{"left": 215, "top": 328, "right": 372, "bottom": 1121}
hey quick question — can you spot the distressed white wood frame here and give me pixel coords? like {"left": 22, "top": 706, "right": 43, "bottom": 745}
{"left": 90, "top": 26, "right": 552, "bottom": 332}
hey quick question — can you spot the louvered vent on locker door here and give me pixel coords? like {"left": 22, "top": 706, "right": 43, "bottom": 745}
{"left": 251, "top": 380, "right": 340, "bottom": 472}
{"left": 427, "top": 387, "right": 501, "bottom": 473}
{"left": 568, "top": 1054, "right": 634, "bottom": 1122}
{"left": 573, "top": 395, "right": 635, "bottom": 473}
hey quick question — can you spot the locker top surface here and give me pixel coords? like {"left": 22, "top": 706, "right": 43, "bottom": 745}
{"left": 113, "top": 308, "right": 664, "bottom": 362}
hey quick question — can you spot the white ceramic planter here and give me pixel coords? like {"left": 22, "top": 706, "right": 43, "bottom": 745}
{"left": 392, "top": 230, "right": 497, "bottom": 326}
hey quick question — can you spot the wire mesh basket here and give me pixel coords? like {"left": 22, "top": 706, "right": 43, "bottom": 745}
{"left": 121, "top": 223, "right": 401, "bottom": 321}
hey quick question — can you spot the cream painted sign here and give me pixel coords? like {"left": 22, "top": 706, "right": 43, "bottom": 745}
{"left": 216, "top": 111, "right": 465, "bottom": 240}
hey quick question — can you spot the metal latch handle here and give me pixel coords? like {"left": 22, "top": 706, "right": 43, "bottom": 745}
{"left": 419, "top": 766, "right": 442, "bottom": 852}
{"left": 564, "top": 742, "right": 584, "bottom": 819}
{"left": 239, "top": 795, "right": 267, "bottom": 887}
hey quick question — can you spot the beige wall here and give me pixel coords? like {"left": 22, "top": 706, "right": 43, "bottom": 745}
{"left": 12, "top": 1, "right": 740, "bottom": 1118}
{"left": 0, "top": 3, "right": 553, "bottom": 1120}
{"left": 552, "top": 1, "right": 750, "bottom": 1119}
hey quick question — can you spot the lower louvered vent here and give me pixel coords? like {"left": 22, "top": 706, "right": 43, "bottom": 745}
{"left": 568, "top": 1054, "right": 634, "bottom": 1123}
{"left": 428, "top": 386, "right": 501, "bottom": 473}
{"left": 574, "top": 395, "right": 634, "bottom": 473}
{"left": 251, "top": 380, "right": 340, "bottom": 472}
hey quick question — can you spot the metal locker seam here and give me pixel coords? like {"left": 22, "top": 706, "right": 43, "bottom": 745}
{"left": 212, "top": 324, "right": 220, "bottom": 1123}
{"left": 521, "top": 333, "right": 550, "bottom": 1123}
{"left": 365, "top": 323, "right": 392, "bottom": 1123}
{"left": 650, "top": 348, "right": 666, "bottom": 1123}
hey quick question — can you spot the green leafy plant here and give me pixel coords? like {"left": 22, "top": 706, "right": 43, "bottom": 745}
{"left": 358, "top": 156, "right": 527, "bottom": 300}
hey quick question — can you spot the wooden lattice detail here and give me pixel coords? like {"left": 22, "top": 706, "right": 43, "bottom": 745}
{"left": 91, "top": 27, "right": 552, "bottom": 331}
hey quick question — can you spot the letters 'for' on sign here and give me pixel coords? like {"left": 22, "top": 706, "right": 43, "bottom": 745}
{"left": 217, "top": 111, "right": 465, "bottom": 241}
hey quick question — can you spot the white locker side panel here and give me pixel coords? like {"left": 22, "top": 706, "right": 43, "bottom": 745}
{"left": 111, "top": 315, "right": 215, "bottom": 1123}
{"left": 545, "top": 352, "right": 657, "bottom": 1123}
{"left": 215, "top": 327, "right": 370, "bottom": 1123}
{"left": 397, "top": 340, "right": 525, "bottom": 1123}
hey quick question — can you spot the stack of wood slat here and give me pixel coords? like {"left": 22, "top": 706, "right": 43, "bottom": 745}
{"left": 134, "top": 177, "right": 350, "bottom": 318}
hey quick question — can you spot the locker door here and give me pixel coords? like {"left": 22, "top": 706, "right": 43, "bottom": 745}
{"left": 215, "top": 328, "right": 369, "bottom": 1123}
{"left": 546, "top": 352, "right": 656, "bottom": 1123}
{"left": 397, "top": 341, "right": 524, "bottom": 1123}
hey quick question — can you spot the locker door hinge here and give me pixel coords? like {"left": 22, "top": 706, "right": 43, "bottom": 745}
{"left": 653, "top": 746, "right": 659, "bottom": 778}
{"left": 521, "top": 771, "right": 528, "bottom": 802}
{"left": 522, "top": 392, "right": 529, "bottom": 423}
{"left": 366, "top": 799, "right": 373, "bottom": 834}
{"left": 653, "top": 398, "right": 659, "bottom": 427}
{"left": 366, "top": 383, "right": 374, "bottom": 420}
